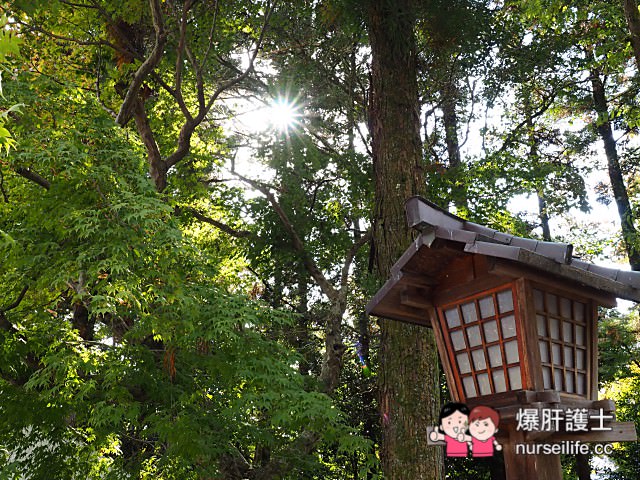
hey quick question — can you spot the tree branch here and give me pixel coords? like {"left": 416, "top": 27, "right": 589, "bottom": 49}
{"left": 182, "top": 207, "right": 252, "bottom": 238}
{"left": 173, "top": 0, "right": 195, "bottom": 121}
{"left": 59, "top": 0, "right": 99, "bottom": 8}
{"left": 2, "top": 285, "right": 29, "bottom": 312}
{"left": 199, "top": 0, "right": 220, "bottom": 73}
{"left": 231, "top": 169, "right": 340, "bottom": 302}
{"left": 219, "top": 431, "right": 320, "bottom": 480}
{"left": 248, "top": 431, "right": 320, "bottom": 479}
{"left": 14, "top": 18, "right": 118, "bottom": 50}
{"left": 163, "top": 2, "right": 277, "bottom": 174}
{"left": 132, "top": 98, "right": 167, "bottom": 191}
{"left": 0, "top": 168, "right": 9, "bottom": 202}
{"left": 15, "top": 167, "right": 51, "bottom": 190}
{"left": 203, "top": 1, "right": 276, "bottom": 114}
{"left": 95, "top": 48, "right": 117, "bottom": 119}
{"left": 340, "top": 230, "right": 371, "bottom": 288}
{"left": 0, "top": 285, "right": 28, "bottom": 333}
{"left": 497, "top": 90, "right": 558, "bottom": 154}
{"left": 115, "top": 0, "right": 168, "bottom": 126}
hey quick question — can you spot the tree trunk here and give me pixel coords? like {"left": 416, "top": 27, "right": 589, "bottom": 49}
{"left": 623, "top": 0, "right": 640, "bottom": 71}
{"left": 524, "top": 91, "right": 552, "bottom": 242}
{"left": 442, "top": 79, "right": 461, "bottom": 170}
{"left": 367, "top": 1, "right": 444, "bottom": 478}
{"left": 590, "top": 69, "right": 640, "bottom": 270}
{"left": 576, "top": 452, "right": 591, "bottom": 480}
{"left": 295, "top": 273, "right": 311, "bottom": 376}
{"left": 489, "top": 453, "right": 506, "bottom": 480}
{"left": 441, "top": 76, "right": 469, "bottom": 216}
{"left": 537, "top": 193, "right": 552, "bottom": 242}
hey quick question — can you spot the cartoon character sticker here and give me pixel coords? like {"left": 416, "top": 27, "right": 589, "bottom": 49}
{"left": 428, "top": 403, "right": 502, "bottom": 458}
{"left": 467, "top": 406, "right": 502, "bottom": 457}
{"left": 428, "top": 402, "right": 470, "bottom": 457}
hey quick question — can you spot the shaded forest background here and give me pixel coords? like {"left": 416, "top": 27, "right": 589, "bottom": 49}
{"left": 0, "top": 0, "right": 639, "bottom": 478}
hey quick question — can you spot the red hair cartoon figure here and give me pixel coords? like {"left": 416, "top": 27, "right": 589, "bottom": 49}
{"left": 467, "top": 405, "right": 502, "bottom": 457}
{"left": 429, "top": 402, "right": 470, "bottom": 457}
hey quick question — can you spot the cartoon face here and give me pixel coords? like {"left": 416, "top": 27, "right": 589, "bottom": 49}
{"left": 441, "top": 410, "right": 468, "bottom": 438}
{"left": 469, "top": 417, "right": 497, "bottom": 441}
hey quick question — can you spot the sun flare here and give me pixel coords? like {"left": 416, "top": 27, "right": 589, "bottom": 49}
{"left": 268, "top": 98, "right": 299, "bottom": 131}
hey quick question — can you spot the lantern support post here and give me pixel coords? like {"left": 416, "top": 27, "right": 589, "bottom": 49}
{"left": 502, "top": 427, "right": 563, "bottom": 480}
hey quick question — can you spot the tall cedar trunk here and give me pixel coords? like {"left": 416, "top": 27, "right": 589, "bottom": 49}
{"left": 590, "top": 69, "right": 640, "bottom": 270}
{"left": 524, "top": 92, "right": 552, "bottom": 242}
{"left": 296, "top": 273, "right": 311, "bottom": 376}
{"left": 441, "top": 76, "right": 469, "bottom": 216}
{"left": 367, "top": 1, "right": 444, "bottom": 478}
{"left": 537, "top": 194, "right": 552, "bottom": 242}
{"left": 623, "top": 0, "right": 640, "bottom": 71}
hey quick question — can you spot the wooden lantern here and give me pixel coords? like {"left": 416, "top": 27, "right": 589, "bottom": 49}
{"left": 367, "top": 197, "right": 637, "bottom": 478}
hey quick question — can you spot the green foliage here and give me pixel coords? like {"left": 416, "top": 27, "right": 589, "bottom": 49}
{"left": 0, "top": 63, "right": 373, "bottom": 478}
{"left": 598, "top": 370, "right": 640, "bottom": 479}
{"left": 599, "top": 309, "right": 640, "bottom": 385}
{"left": 0, "top": 15, "right": 21, "bottom": 62}
{"left": 0, "top": 14, "right": 21, "bottom": 153}
{"left": 596, "top": 308, "right": 640, "bottom": 479}
{"left": 4, "top": 0, "right": 640, "bottom": 477}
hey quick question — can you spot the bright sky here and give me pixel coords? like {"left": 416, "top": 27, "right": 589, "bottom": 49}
{"left": 224, "top": 68, "right": 634, "bottom": 311}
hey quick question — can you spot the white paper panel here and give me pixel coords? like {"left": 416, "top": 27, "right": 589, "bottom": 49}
{"left": 552, "top": 343, "right": 562, "bottom": 365}
{"left": 539, "top": 341, "right": 549, "bottom": 363}
{"left": 504, "top": 340, "right": 519, "bottom": 364}
{"left": 461, "top": 302, "right": 477, "bottom": 324}
{"left": 451, "top": 330, "right": 466, "bottom": 351}
{"left": 560, "top": 297, "right": 571, "bottom": 318}
{"left": 466, "top": 325, "right": 482, "bottom": 347}
{"left": 508, "top": 366, "right": 522, "bottom": 390}
{"left": 533, "top": 289, "right": 544, "bottom": 311}
{"left": 457, "top": 352, "right": 471, "bottom": 374}
{"left": 576, "top": 348, "right": 586, "bottom": 370}
{"left": 445, "top": 307, "right": 461, "bottom": 328}
{"left": 488, "top": 344, "right": 503, "bottom": 367}
{"left": 563, "top": 321, "right": 573, "bottom": 343}
{"left": 549, "top": 318, "right": 561, "bottom": 340}
{"left": 463, "top": 376, "right": 477, "bottom": 398}
{"left": 497, "top": 289, "right": 514, "bottom": 313}
{"left": 565, "top": 372, "right": 575, "bottom": 393}
{"left": 554, "top": 368, "right": 563, "bottom": 390}
{"left": 472, "top": 349, "right": 487, "bottom": 371}
{"left": 477, "top": 372, "right": 491, "bottom": 396}
{"left": 537, "top": 314, "right": 547, "bottom": 337}
{"left": 564, "top": 346, "right": 574, "bottom": 368}
{"left": 547, "top": 293, "right": 558, "bottom": 315}
{"left": 483, "top": 320, "right": 499, "bottom": 343}
{"left": 576, "top": 325, "right": 586, "bottom": 346}
{"left": 542, "top": 366, "right": 552, "bottom": 389}
{"left": 501, "top": 315, "right": 516, "bottom": 338}
{"left": 577, "top": 373, "right": 587, "bottom": 395}
{"left": 492, "top": 369, "right": 507, "bottom": 393}
{"left": 479, "top": 296, "right": 495, "bottom": 319}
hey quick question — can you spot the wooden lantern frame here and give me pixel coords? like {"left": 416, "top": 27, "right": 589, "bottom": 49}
{"left": 366, "top": 197, "right": 637, "bottom": 479}
{"left": 430, "top": 279, "right": 599, "bottom": 409}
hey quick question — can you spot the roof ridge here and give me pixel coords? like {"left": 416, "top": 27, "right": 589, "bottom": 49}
{"left": 405, "top": 196, "right": 640, "bottom": 289}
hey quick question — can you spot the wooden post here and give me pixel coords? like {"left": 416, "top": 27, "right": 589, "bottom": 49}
{"left": 502, "top": 428, "right": 563, "bottom": 480}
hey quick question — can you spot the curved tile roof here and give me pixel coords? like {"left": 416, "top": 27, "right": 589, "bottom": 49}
{"left": 366, "top": 197, "right": 640, "bottom": 318}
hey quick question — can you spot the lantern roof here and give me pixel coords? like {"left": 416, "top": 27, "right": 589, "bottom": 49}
{"left": 367, "top": 197, "right": 640, "bottom": 322}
